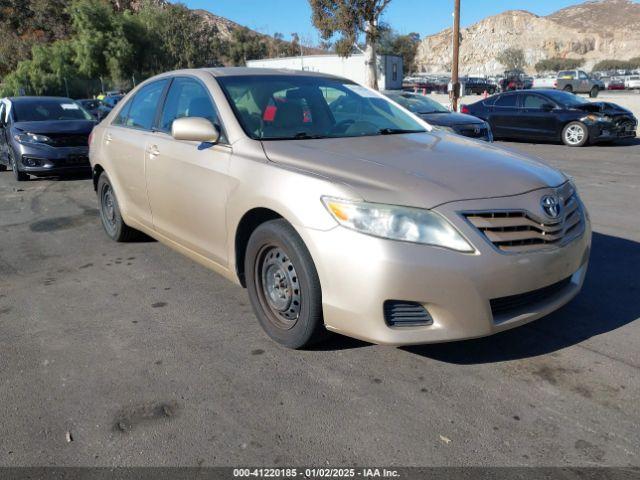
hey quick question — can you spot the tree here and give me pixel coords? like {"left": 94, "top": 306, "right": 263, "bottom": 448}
{"left": 592, "top": 59, "right": 633, "bottom": 72}
{"left": 379, "top": 29, "right": 420, "bottom": 74}
{"left": 310, "top": 0, "right": 392, "bottom": 89}
{"left": 534, "top": 57, "right": 584, "bottom": 73}
{"left": 497, "top": 48, "right": 526, "bottom": 71}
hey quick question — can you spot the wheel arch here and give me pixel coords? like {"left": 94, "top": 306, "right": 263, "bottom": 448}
{"left": 234, "top": 207, "right": 286, "bottom": 287}
{"left": 92, "top": 164, "right": 104, "bottom": 191}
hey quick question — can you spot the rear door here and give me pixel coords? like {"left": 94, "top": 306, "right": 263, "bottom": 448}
{"left": 488, "top": 93, "right": 520, "bottom": 138}
{"left": 517, "top": 93, "right": 558, "bottom": 139}
{"left": 145, "top": 76, "right": 232, "bottom": 265}
{"left": 100, "top": 79, "right": 168, "bottom": 229}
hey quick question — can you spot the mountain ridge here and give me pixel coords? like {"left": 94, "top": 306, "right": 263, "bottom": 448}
{"left": 415, "top": 0, "right": 640, "bottom": 74}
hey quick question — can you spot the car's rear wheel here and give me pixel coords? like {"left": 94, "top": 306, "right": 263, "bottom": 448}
{"left": 97, "top": 173, "right": 142, "bottom": 242}
{"left": 245, "top": 219, "right": 327, "bottom": 349}
{"left": 562, "top": 121, "right": 589, "bottom": 147}
{"left": 589, "top": 86, "right": 599, "bottom": 98}
{"left": 563, "top": 85, "right": 573, "bottom": 93}
{"left": 9, "top": 149, "right": 28, "bottom": 181}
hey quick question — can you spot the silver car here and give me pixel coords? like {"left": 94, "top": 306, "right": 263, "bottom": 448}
{"left": 89, "top": 68, "right": 591, "bottom": 348}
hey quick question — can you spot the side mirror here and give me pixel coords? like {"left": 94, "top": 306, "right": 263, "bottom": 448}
{"left": 171, "top": 117, "right": 220, "bottom": 144}
{"left": 541, "top": 103, "right": 555, "bottom": 111}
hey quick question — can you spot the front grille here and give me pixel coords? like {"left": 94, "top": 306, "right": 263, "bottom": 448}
{"left": 490, "top": 276, "right": 572, "bottom": 318}
{"left": 383, "top": 301, "right": 433, "bottom": 327}
{"left": 457, "top": 124, "right": 489, "bottom": 139}
{"left": 48, "top": 134, "right": 88, "bottom": 147}
{"left": 62, "top": 154, "right": 89, "bottom": 166}
{"left": 464, "top": 191, "right": 584, "bottom": 253}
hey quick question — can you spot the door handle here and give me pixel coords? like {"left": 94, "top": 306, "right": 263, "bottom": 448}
{"left": 147, "top": 145, "right": 160, "bottom": 158}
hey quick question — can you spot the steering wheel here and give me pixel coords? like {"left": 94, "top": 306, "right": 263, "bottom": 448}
{"left": 330, "top": 119, "right": 355, "bottom": 134}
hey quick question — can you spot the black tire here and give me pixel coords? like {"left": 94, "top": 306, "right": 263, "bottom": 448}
{"left": 245, "top": 219, "right": 327, "bottom": 349}
{"left": 97, "top": 173, "right": 142, "bottom": 242}
{"left": 589, "top": 86, "right": 599, "bottom": 98}
{"left": 562, "top": 121, "right": 589, "bottom": 147}
{"left": 563, "top": 85, "right": 573, "bottom": 93}
{"left": 0, "top": 163, "right": 7, "bottom": 172}
{"left": 9, "top": 149, "right": 28, "bottom": 181}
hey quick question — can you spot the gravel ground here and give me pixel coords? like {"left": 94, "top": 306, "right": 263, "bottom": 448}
{"left": 0, "top": 138, "right": 639, "bottom": 467}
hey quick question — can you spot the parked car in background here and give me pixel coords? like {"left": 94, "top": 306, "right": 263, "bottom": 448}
{"left": 625, "top": 76, "right": 640, "bottom": 90}
{"left": 102, "top": 94, "right": 124, "bottom": 109}
{"left": 76, "top": 98, "right": 112, "bottom": 121}
{"left": 384, "top": 90, "right": 493, "bottom": 142}
{"left": 533, "top": 76, "right": 557, "bottom": 89}
{"left": 462, "top": 77, "right": 497, "bottom": 95}
{"left": 0, "top": 96, "right": 95, "bottom": 180}
{"left": 90, "top": 68, "right": 590, "bottom": 348}
{"left": 464, "top": 89, "right": 637, "bottom": 146}
{"left": 556, "top": 70, "right": 603, "bottom": 97}
{"left": 499, "top": 71, "right": 526, "bottom": 91}
{"left": 607, "top": 78, "right": 625, "bottom": 90}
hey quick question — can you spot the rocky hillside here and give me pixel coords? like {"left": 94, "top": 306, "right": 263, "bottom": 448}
{"left": 415, "top": 0, "right": 640, "bottom": 74}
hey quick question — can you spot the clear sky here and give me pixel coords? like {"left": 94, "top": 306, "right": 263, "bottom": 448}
{"left": 179, "top": 0, "right": 639, "bottom": 44}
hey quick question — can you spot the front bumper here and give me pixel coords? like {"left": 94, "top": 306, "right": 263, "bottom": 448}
{"left": 588, "top": 120, "right": 637, "bottom": 142}
{"left": 13, "top": 143, "right": 90, "bottom": 176}
{"left": 298, "top": 189, "right": 591, "bottom": 346}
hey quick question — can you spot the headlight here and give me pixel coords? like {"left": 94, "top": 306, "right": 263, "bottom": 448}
{"left": 585, "top": 114, "right": 611, "bottom": 123}
{"left": 14, "top": 132, "right": 52, "bottom": 144}
{"left": 321, "top": 197, "right": 474, "bottom": 252}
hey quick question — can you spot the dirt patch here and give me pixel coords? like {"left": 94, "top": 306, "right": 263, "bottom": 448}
{"left": 113, "top": 400, "right": 179, "bottom": 433}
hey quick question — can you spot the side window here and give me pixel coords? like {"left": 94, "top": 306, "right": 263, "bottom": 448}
{"left": 578, "top": 71, "right": 588, "bottom": 80}
{"left": 495, "top": 94, "right": 517, "bottom": 107}
{"left": 523, "top": 94, "right": 548, "bottom": 109}
{"left": 124, "top": 80, "right": 168, "bottom": 130}
{"left": 159, "top": 78, "right": 224, "bottom": 141}
{"left": 112, "top": 99, "right": 132, "bottom": 126}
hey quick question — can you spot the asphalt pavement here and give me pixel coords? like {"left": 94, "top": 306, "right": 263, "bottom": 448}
{"left": 0, "top": 138, "right": 639, "bottom": 467}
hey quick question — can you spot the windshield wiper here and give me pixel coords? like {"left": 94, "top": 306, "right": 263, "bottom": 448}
{"left": 378, "top": 128, "right": 424, "bottom": 135}
{"left": 262, "top": 132, "right": 329, "bottom": 140}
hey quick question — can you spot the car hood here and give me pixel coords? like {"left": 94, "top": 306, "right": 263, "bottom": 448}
{"left": 572, "top": 102, "right": 633, "bottom": 116}
{"left": 261, "top": 132, "right": 567, "bottom": 209}
{"left": 12, "top": 120, "right": 95, "bottom": 135}
{"left": 419, "top": 112, "right": 484, "bottom": 126}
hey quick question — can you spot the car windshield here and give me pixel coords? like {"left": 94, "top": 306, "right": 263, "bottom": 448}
{"left": 543, "top": 91, "right": 590, "bottom": 108}
{"left": 13, "top": 99, "right": 93, "bottom": 122}
{"left": 217, "top": 75, "right": 426, "bottom": 140}
{"left": 384, "top": 91, "right": 449, "bottom": 114}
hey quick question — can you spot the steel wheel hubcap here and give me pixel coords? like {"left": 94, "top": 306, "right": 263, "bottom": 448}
{"left": 566, "top": 125, "right": 585, "bottom": 144}
{"left": 101, "top": 185, "right": 117, "bottom": 232}
{"left": 257, "top": 246, "right": 301, "bottom": 329}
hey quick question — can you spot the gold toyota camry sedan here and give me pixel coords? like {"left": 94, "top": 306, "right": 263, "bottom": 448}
{"left": 89, "top": 68, "right": 591, "bottom": 349}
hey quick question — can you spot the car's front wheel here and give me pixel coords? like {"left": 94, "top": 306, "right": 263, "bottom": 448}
{"left": 589, "top": 86, "right": 599, "bottom": 98}
{"left": 562, "top": 121, "right": 589, "bottom": 147}
{"left": 97, "top": 173, "right": 142, "bottom": 242}
{"left": 9, "top": 149, "right": 28, "bottom": 181}
{"left": 245, "top": 219, "right": 327, "bottom": 349}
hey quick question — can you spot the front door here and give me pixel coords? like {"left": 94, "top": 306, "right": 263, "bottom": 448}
{"left": 145, "top": 76, "right": 232, "bottom": 266}
{"left": 101, "top": 79, "right": 168, "bottom": 229}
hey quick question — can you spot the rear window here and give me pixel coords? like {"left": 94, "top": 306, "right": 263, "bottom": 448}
{"left": 13, "top": 99, "right": 93, "bottom": 122}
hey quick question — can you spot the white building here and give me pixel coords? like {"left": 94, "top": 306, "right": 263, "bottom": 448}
{"left": 246, "top": 54, "right": 403, "bottom": 90}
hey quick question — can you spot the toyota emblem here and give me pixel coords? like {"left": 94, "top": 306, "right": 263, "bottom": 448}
{"left": 541, "top": 194, "right": 561, "bottom": 219}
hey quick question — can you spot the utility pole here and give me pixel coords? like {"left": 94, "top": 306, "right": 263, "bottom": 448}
{"left": 451, "top": 0, "right": 461, "bottom": 112}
